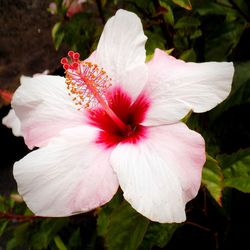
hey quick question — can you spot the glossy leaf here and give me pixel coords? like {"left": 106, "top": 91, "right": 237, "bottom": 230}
{"left": 31, "top": 232, "right": 49, "bottom": 250}
{"left": 68, "top": 228, "right": 82, "bottom": 248}
{"left": 195, "top": 2, "right": 237, "bottom": 16}
{"left": 174, "top": 16, "right": 200, "bottom": 29}
{"left": 202, "top": 155, "right": 224, "bottom": 205}
{"left": 52, "top": 22, "right": 65, "bottom": 50}
{"left": 180, "top": 48, "right": 196, "bottom": 62}
{"left": 97, "top": 191, "right": 123, "bottom": 237}
{"left": 172, "top": 0, "right": 192, "bottom": 10}
{"left": 145, "top": 30, "right": 166, "bottom": 56}
{"left": 139, "top": 222, "right": 180, "bottom": 249}
{"left": 54, "top": 235, "right": 67, "bottom": 250}
{"left": 205, "top": 22, "right": 244, "bottom": 61}
{"left": 218, "top": 149, "right": 250, "bottom": 193}
{"left": 7, "top": 223, "right": 29, "bottom": 250}
{"left": 159, "top": 1, "right": 175, "bottom": 26}
{"left": 0, "top": 220, "right": 8, "bottom": 236}
{"left": 105, "top": 201, "right": 149, "bottom": 250}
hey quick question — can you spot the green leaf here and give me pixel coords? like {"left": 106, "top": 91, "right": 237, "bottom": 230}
{"left": 31, "top": 217, "right": 69, "bottom": 249}
{"left": 68, "top": 228, "right": 82, "bottom": 248}
{"left": 181, "top": 110, "right": 193, "bottom": 123}
{"left": 52, "top": 22, "right": 65, "bottom": 50}
{"left": 174, "top": 16, "right": 201, "bottom": 51}
{"left": 54, "top": 235, "right": 67, "bottom": 250}
{"left": 145, "top": 30, "right": 166, "bottom": 56}
{"left": 166, "top": 48, "right": 174, "bottom": 54}
{"left": 52, "top": 21, "right": 61, "bottom": 41}
{"left": 7, "top": 222, "right": 30, "bottom": 250}
{"left": 171, "top": 0, "right": 192, "bottom": 10}
{"left": 31, "top": 232, "right": 49, "bottom": 250}
{"left": 139, "top": 222, "right": 180, "bottom": 249}
{"left": 174, "top": 16, "right": 200, "bottom": 29}
{"left": 179, "top": 48, "right": 196, "bottom": 62}
{"left": 7, "top": 238, "right": 19, "bottom": 250}
{"left": 97, "top": 191, "right": 123, "bottom": 237}
{"left": 105, "top": 201, "right": 149, "bottom": 250}
{"left": 202, "top": 155, "right": 224, "bottom": 205}
{"left": 195, "top": 2, "right": 237, "bottom": 17}
{"left": 0, "top": 220, "right": 8, "bottom": 236}
{"left": 231, "top": 0, "right": 249, "bottom": 19}
{"left": 159, "top": 1, "right": 175, "bottom": 26}
{"left": 204, "top": 22, "right": 244, "bottom": 61}
{"left": 218, "top": 149, "right": 250, "bottom": 193}
{"left": 0, "top": 195, "right": 6, "bottom": 211}
{"left": 202, "top": 149, "right": 250, "bottom": 200}
{"left": 190, "top": 29, "right": 202, "bottom": 39}
{"left": 41, "top": 218, "right": 69, "bottom": 238}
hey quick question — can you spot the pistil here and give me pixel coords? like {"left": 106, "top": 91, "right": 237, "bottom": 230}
{"left": 61, "top": 51, "right": 128, "bottom": 132}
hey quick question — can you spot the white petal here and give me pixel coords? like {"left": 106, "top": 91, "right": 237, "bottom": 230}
{"left": 144, "top": 49, "right": 234, "bottom": 125}
{"left": 12, "top": 75, "right": 85, "bottom": 149}
{"left": 2, "top": 109, "right": 22, "bottom": 136}
{"left": 110, "top": 123, "right": 205, "bottom": 223}
{"left": 96, "top": 9, "right": 148, "bottom": 99}
{"left": 14, "top": 126, "right": 119, "bottom": 217}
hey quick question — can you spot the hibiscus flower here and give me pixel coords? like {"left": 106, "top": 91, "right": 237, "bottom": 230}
{"left": 3, "top": 9, "right": 234, "bottom": 223}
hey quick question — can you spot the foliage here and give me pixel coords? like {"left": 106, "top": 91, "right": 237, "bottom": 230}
{"left": 1, "top": 0, "right": 250, "bottom": 249}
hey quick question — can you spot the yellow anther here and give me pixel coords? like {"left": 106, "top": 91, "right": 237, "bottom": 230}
{"left": 64, "top": 61, "right": 112, "bottom": 110}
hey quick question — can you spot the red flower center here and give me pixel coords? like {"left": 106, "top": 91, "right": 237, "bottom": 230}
{"left": 87, "top": 86, "right": 150, "bottom": 148}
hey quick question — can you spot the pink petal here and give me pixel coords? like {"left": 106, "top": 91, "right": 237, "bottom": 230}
{"left": 2, "top": 109, "right": 22, "bottom": 136}
{"left": 12, "top": 75, "right": 85, "bottom": 149}
{"left": 14, "top": 126, "right": 119, "bottom": 216}
{"left": 144, "top": 49, "right": 234, "bottom": 125}
{"left": 110, "top": 122, "right": 205, "bottom": 223}
{"left": 96, "top": 9, "right": 148, "bottom": 100}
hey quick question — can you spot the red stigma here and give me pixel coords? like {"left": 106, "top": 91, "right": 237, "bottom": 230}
{"left": 60, "top": 57, "right": 68, "bottom": 64}
{"left": 61, "top": 51, "right": 81, "bottom": 70}
{"left": 73, "top": 52, "right": 80, "bottom": 60}
{"left": 63, "top": 64, "right": 69, "bottom": 70}
{"left": 68, "top": 50, "right": 74, "bottom": 57}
